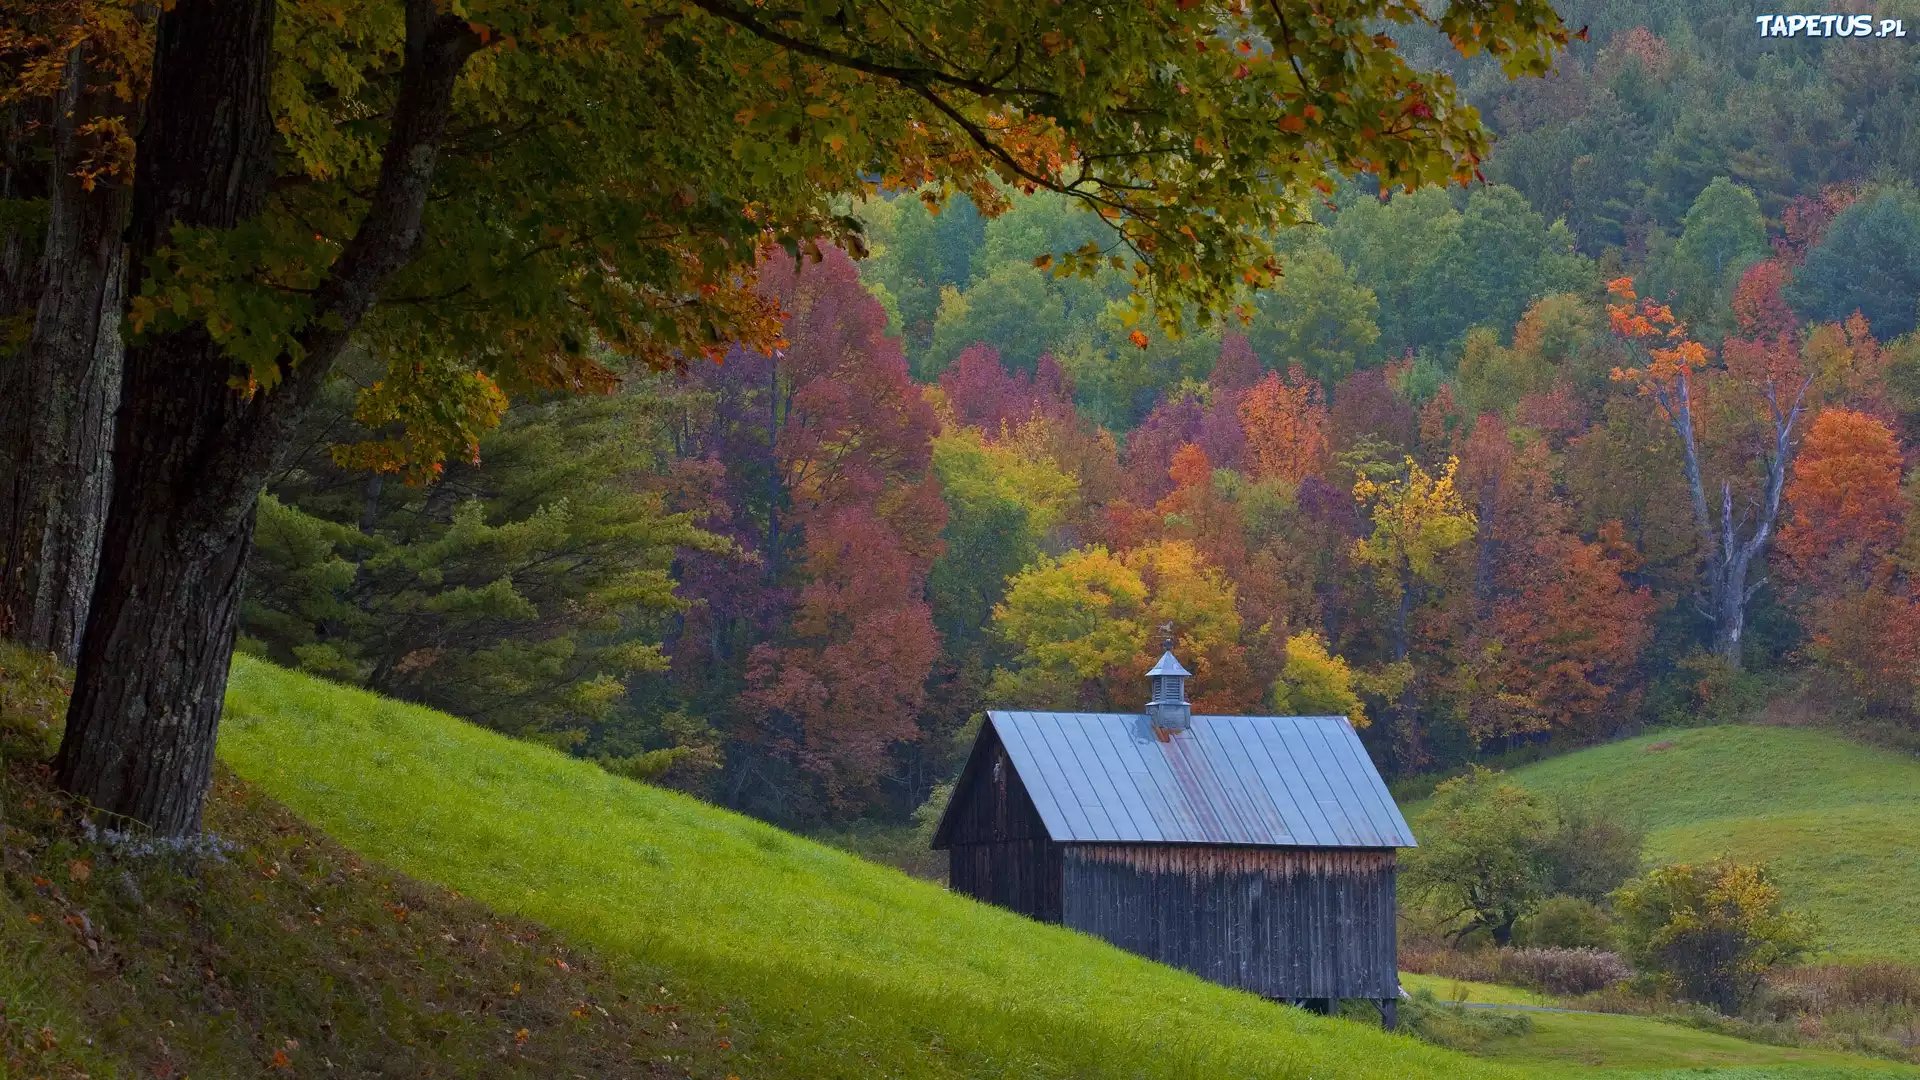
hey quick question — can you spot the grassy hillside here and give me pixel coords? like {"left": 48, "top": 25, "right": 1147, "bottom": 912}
{"left": 5, "top": 652, "right": 1910, "bottom": 1078}
{"left": 1447, "top": 726, "right": 1920, "bottom": 961}
{"left": 215, "top": 657, "right": 1506, "bottom": 1080}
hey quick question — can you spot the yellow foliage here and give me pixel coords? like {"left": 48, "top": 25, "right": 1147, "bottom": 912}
{"left": 1351, "top": 456, "right": 1477, "bottom": 592}
{"left": 931, "top": 425, "right": 1080, "bottom": 537}
{"left": 989, "top": 539, "right": 1240, "bottom": 710}
{"left": 1269, "top": 632, "right": 1367, "bottom": 727}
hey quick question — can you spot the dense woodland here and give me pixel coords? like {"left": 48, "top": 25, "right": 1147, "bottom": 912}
{"left": 228, "top": 7, "right": 1920, "bottom": 830}
{"left": 6, "top": 0, "right": 1920, "bottom": 838}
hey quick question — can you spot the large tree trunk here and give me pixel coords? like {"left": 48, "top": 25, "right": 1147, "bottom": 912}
{"left": 54, "top": 0, "right": 280, "bottom": 833}
{"left": 55, "top": 0, "right": 480, "bottom": 834}
{"left": 0, "top": 45, "right": 131, "bottom": 662}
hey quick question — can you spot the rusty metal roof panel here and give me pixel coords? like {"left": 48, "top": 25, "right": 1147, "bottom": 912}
{"left": 986, "top": 711, "right": 1415, "bottom": 848}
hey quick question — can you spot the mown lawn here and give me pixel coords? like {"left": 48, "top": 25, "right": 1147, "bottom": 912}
{"left": 216, "top": 657, "right": 1514, "bottom": 1080}
{"left": 1395, "top": 974, "right": 1916, "bottom": 1077}
{"left": 1412, "top": 725, "right": 1920, "bottom": 960}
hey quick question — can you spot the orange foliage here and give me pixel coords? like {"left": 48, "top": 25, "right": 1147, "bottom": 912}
{"left": 1778, "top": 408, "right": 1904, "bottom": 588}
{"left": 1805, "top": 588, "right": 1920, "bottom": 716}
{"left": 1478, "top": 522, "right": 1655, "bottom": 740}
{"left": 1238, "top": 368, "right": 1328, "bottom": 484}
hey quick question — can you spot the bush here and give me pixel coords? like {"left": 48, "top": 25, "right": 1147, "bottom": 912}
{"left": 1516, "top": 894, "right": 1616, "bottom": 950}
{"left": 1497, "top": 947, "right": 1633, "bottom": 996}
{"left": 1772, "top": 962, "right": 1920, "bottom": 1008}
{"left": 1613, "top": 860, "right": 1818, "bottom": 1014}
{"left": 1398, "top": 942, "right": 1631, "bottom": 998}
{"left": 1539, "top": 799, "right": 1645, "bottom": 902}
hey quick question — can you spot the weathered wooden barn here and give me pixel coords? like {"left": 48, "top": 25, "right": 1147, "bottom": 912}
{"left": 931, "top": 651, "right": 1416, "bottom": 1025}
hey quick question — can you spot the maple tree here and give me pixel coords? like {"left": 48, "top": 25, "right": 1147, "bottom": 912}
{"left": 1451, "top": 420, "right": 1653, "bottom": 742}
{"left": 0, "top": 0, "right": 149, "bottom": 663}
{"left": 1269, "top": 631, "right": 1368, "bottom": 727}
{"left": 15, "top": 0, "right": 1573, "bottom": 833}
{"left": 668, "top": 246, "right": 945, "bottom": 818}
{"left": 989, "top": 538, "right": 1242, "bottom": 712}
{"left": 1777, "top": 407, "right": 1904, "bottom": 591}
{"left": 1240, "top": 367, "right": 1331, "bottom": 485}
{"left": 1350, "top": 454, "right": 1476, "bottom": 765}
{"left": 1609, "top": 270, "right": 1814, "bottom": 667}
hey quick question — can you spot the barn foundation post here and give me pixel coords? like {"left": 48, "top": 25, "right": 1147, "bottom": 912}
{"left": 1377, "top": 998, "right": 1397, "bottom": 1031}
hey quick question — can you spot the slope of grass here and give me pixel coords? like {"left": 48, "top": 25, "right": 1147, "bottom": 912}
{"left": 0, "top": 644, "right": 746, "bottom": 1078}
{"left": 1465, "top": 725, "right": 1920, "bottom": 961}
{"left": 215, "top": 657, "right": 1510, "bottom": 1080}
{"left": 7, "top": 651, "right": 1909, "bottom": 1078}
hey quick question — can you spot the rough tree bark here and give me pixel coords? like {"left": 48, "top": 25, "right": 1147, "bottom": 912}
{"left": 0, "top": 44, "right": 132, "bottom": 662}
{"left": 55, "top": 0, "right": 481, "bottom": 834}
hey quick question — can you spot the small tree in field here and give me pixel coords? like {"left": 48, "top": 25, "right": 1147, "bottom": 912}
{"left": 1612, "top": 860, "right": 1817, "bottom": 1014}
{"left": 1403, "top": 766, "right": 1552, "bottom": 946}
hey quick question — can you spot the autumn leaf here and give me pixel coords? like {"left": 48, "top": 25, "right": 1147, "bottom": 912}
{"left": 1128, "top": 329, "right": 1150, "bottom": 349}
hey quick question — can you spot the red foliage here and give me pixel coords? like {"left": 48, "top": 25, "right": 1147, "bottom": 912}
{"left": 1122, "top": 394, "right": 1205, "bottom": 505}
{"left": 1197, "top": 334, "right": 1260, "bottom": 470}
{"left": 1516, "top": 385, "right": 1590, "bottom": 449}
{"left": 1730, "top": 259, "right": 1798, "bottom": 342}
{"left": 938, "top": 343, "right": 1074, "bottom": 434}
{"left": 729, "top": 247, "right": 948, "bottom": 807}
{"left": 1456, "top": 422, "right": 1654, "bottom": 740}
{"left": 744, "top": 503, "right": 943, "bottom": 805}
{"left": 1774, "top": 183, "right": 1861, "bottom": 265}
{"left": 1330, "top": 367, "right": 1419, "bottom": 457}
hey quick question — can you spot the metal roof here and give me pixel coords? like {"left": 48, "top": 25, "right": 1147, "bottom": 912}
{"left": 943, "top": 711, "right": 1415, "bottom": 849}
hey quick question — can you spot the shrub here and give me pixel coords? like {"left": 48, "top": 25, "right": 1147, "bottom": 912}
{"left": 1516, "top": 894, "right": 1616, "bottom": 950}
{"left": 1772, "top": 962, "right": 1920, "bottom": 1008}
{"left": 1539, "top": 798, "right": 1645, "bottom": 902}
{"left": 1402, "top": 766, "right": 1553, "bottom": 945}
{"left": 1497, "top": 947, "right": 1633, "bottom": 996}
{"left": 1398, "top": 942, "right": 1631, "bottom": 998}
{"left": 1613, "top": 860, "right": 1818, "bottom": 1014}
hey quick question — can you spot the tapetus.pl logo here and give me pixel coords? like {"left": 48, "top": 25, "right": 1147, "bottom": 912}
{"left": 1755, "top": 13, "right": 1907, "bottom": 37}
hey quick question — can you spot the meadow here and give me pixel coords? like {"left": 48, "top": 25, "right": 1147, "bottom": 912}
{"left": 1456, "top": 725, "right": 1920, "bottom": 961}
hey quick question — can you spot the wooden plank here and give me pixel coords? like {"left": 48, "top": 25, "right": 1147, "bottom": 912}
{"left": 1059, "top": 845, "right": 1397, "bottom": 1000}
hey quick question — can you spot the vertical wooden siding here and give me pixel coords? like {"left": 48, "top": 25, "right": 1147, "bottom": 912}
{"left": 1062, "top": 845, "right": 1398, "bottom": 999}
{"left": 944, "top": 727, "right": 1063, "bottom": 922}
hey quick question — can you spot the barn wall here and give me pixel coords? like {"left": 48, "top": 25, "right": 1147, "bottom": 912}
{"left": 944, "top": 726, "right": 1062, "bottom": 922}
{"left": 1062, "top": 845, "right": 1397, "bottom": 1000}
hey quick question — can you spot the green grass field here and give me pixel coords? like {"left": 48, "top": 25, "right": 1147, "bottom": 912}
{"left": 1443, "top": 725, "right": 1920, "bottom": 961}
{"left": 209, "top": 660, "right": 1918, "bottom": 1079}
{"left": 216, "top": 657, "right": 1508, "bottom": 1080}
{"left": 1394, "top": 974, "right": 1912, "bottom": 1076}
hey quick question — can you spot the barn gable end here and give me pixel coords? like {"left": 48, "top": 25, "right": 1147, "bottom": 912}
{"left": 933, "top": 721, "right": 1062, "bottom": 922}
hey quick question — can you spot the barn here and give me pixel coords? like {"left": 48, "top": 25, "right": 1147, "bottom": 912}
{"left": 931, "top": 650, "right": 1416, "bottom": 1026}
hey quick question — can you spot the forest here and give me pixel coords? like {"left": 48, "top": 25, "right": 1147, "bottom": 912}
{"left": 227, "top": 2, "right": 1920, "bottom": 832}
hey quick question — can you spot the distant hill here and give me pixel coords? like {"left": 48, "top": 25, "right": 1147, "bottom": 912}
{"left": 1429, "top": 725, "right": 1920, "bottom": 962}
